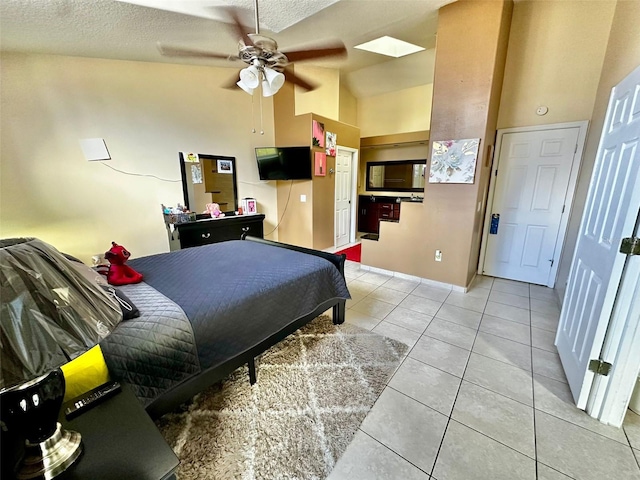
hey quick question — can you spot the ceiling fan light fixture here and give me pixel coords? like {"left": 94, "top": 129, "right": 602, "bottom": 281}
{"left": 263, "top": 67, "right": 285, "bottom": 91}
{"left": 261, "top": 80, "right": 274, "bottom": 97}
{"left": 236, "top": 80, "right": 255, "bottom": 95}
{"left": 239, "top": 65, "right": 261, "bottom": 89}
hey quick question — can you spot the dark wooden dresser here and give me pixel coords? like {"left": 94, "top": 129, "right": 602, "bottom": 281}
{"left": 166, "top": 214, "right": 265, "bottom": 251}
{"left": 357, "top": 196, "right": 400, "bottom": 234}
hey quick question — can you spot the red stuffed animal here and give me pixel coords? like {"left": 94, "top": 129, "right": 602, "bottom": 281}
{"left": 103, "top": 242, "right": 143, "bottom": 286}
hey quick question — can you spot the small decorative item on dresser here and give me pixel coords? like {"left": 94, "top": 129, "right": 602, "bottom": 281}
{"left": 241, "top": 198, "right": 257, "bottom": 214}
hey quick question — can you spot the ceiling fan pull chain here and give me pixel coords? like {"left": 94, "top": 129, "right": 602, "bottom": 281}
{"left": 251, "top": 92, "right": 256, "bottom": 133}
{"left": 259, "top": 84, "right": 264, "bottom": 135}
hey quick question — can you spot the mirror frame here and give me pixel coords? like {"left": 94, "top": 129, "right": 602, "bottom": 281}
{"left": 179, "top": 153, "right": 238, "bottom": 215}
{"left": 365, "top": 159, "right": 427, "bottom": 192}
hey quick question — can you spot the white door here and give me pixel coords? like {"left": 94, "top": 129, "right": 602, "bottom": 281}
{"left": 483, "top": 127, "right": 580, "bottom": 285}
{"left": 335, "top": 150, "right": 352, "bottom": 248}
{"left": 556, "top": 64, "right": 640, "bottom": 409}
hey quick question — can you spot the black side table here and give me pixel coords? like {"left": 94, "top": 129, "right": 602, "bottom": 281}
{"left": 58, "top": 384, "right": 178, "bottom": 480}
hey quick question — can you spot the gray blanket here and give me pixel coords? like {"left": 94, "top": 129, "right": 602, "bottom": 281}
{"left": 101, "top": 240, "right": 350, "bottom": 407}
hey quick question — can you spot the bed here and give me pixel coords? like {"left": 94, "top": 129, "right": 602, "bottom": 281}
{"left": 98, "top": 236, "right": 350, "bottom": 418}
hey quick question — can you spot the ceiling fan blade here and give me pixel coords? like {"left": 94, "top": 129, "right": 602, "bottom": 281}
{"left": 281, "top": 42, "right": 347, "bottom": 63}
{"left": 158, "top": 43, "right": 237, "bottom": 61}
{"left": 220, "top": 7, "right": 255, "bottom": 46}
{"left": 284, "top": 68, "right": 318, "bottom": 92}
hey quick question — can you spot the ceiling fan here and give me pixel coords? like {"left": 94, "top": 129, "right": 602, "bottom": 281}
{"left": 158, "top": 0, "right": 347, "bottom": 96}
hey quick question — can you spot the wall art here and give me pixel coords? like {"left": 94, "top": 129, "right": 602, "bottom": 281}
{"left": 429, "top": 138, "right": 481, "bottom": 184}
{"left": 314, "top": 152, "right": 327, "bottom": 177}
{"left": 217, "top": 159, "right": 233, "bottom": 174}
{"left": 312, "top": 120, "right": 325, "bottom": 148}
{"left": 326, "top": 131, "right": 337, "bottom": 156}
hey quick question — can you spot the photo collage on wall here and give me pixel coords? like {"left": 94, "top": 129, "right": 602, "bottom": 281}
{"left": 312, "top": 120, "right": 337, "bottom": 177}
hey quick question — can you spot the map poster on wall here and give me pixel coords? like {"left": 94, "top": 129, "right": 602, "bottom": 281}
{"left": 312, "top": 120, "right": 325, "bottom": 148}
{"left": 429, "top": 138, "right": 481, "bottom": 184}
{"left": 315, "top": 152, "right": 327, "bottom": 177}
{"left": 326, "top": 131, "right": 337, "bottom": 156}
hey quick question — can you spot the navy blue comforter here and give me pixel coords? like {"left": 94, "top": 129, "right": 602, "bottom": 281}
{"left": 130, "top": 240, "right": 350, "bottom": 369}
{"left": 101, "top": 240, "right": 350, "bottom": 408}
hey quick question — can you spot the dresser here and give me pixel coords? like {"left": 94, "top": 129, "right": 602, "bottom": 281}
{"left": 166, "top": 214, "right": 265, "bottom": 251}
{"left": 357, "top": 196, "right": 401, "bottom": 235}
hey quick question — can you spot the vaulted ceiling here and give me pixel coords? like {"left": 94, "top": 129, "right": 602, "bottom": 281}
{"left": 0, "top": 0, "right": 455, "bottom": 97}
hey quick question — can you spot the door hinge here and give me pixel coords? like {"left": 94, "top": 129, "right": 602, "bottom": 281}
{"left": 495, "top": 169, "right": 498, "bottom": 177}
{"left": 620, "top": 237, "right": 640, "bottom": 255}
{"left": 588, "top": 359, "right": 612, "bottom": 376}
{"left": 574, "top": 144, "right": 578, "bottom": 154}
{"left": 562, "top": 205, "right": 565, "bottom": 213}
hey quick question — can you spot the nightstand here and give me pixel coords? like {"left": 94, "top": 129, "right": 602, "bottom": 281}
{"left": 58, "top": 384, "right": 178, "bottom": 480}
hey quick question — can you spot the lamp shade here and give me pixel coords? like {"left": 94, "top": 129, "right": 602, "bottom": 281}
{"left": 236, "top": 80, "right": 255, "bottom": 95}
{"left": 0, "top": 238, "right": 122, "bottom": 390}
{"left": 0, "top": 238, "right": 123, "bottom": 479}
{"left": 239, "top": 65, "right": 261, "bottom": 89}
{"left": 263, "top": 67, "right": 285, "bottom": 92}
{"left": 261, "top": 79, "right": 276, "bottom": 97}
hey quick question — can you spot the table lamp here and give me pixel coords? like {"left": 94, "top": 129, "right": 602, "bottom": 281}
{"left": 0, "top": 238, "right": 122, "bottom": 479}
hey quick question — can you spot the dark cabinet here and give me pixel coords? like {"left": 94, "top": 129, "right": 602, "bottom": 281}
{"left": 357, "top": 196, "right": 400, "bottom": 234}
{"left": 167, "top": 214, "right": 265, "bottom": 251}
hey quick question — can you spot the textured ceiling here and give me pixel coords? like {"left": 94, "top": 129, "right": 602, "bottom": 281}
{"left": 0, "top": 0, "right": 454, "bottom": 98}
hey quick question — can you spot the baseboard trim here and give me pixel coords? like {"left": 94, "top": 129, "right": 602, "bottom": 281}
{"left": 360, "top": 264, "right": 468, "bottom": 292}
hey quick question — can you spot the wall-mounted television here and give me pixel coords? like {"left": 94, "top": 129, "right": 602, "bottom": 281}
{"left": 255, "top": 146, "right": 312, "bottom": 180}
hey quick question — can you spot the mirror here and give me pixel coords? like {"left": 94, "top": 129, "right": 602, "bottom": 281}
{"left": 179, "top": 153, "right": 238, "bottom": 215}
{"left": 366, "top": 159, "right": 427, "bottom": 192}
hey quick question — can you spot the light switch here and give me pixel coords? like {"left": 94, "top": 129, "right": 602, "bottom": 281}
{"left": 300, "top": 195, "right": 307, "bottom": 203}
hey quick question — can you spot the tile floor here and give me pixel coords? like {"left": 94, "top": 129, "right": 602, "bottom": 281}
{"left": 327, "top": 260, "right": 640, "bottom": 480}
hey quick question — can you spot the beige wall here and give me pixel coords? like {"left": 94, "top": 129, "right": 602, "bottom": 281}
{"left": 273, "top": 82, "right": 360, "bottom": 250}
{"left": 311, "top": 113, "right": 360, "bottom": 250}
{"left": 362, "top": 0, "right": 512, "bottom": 287}
{"left": 497, "top": 0, "right": 615, "bottom": 129}
{"left": 339, "top": 82, "right": 358, "bottom": 126}
{"left": 556, "top": 0, "right": 640, "bottom": 300}
{"left": 294, "top": 65, "right": 340, "bottom": 120}
{"left": 357, "top": 84, "right": 433, "bottom": 137}
{"left": 0, "top": 53, "right": 276, "bottom": 262}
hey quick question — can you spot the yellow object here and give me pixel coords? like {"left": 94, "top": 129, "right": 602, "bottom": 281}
{"left": 60, "top": 345, "right": 110, "bottom": 402}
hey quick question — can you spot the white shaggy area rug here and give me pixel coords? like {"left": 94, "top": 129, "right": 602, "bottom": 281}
{"left": 156, "top": 315, "right": 407, "bottom": 480}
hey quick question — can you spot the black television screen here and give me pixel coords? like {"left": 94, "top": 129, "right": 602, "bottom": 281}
{"left": 255, "top": 146, "right": 312, "bottom": 180}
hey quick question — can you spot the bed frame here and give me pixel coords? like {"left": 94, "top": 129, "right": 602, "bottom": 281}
{"left": 145, "top": 236, "right": 347, "bottom": 418}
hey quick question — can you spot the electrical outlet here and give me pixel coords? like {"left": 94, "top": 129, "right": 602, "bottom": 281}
{"left": 300, "top": 194, "right": 307, "bottom": 203}
{"left": 435, "top": 250, "right": 442, "bottom": 262}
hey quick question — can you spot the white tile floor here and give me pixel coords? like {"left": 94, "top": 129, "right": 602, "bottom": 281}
{"left": 328, "top": 260, "right": 640, "bottom": 480}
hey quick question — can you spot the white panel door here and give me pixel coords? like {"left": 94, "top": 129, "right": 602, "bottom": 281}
{"left": 556, "top": 65, "right": 640, "bottom": 408}
{"left": 483, "top": 127, "right": 580, "bottom": 285}
{"left": 335, "top": 150, "right": 352, "bottom": 248}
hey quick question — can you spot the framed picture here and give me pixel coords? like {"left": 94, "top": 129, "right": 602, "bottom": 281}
{"left": 312, "top": 120, "right": 325, "bottom": 148}
{"left": 315, "top": 152, "right": 327, "bottom": 176}
{"left": 326, "top": 131, "right": 337, "bottom": 156}
{"left": 243, "top": 198, "right": 257, "bottom": 214}
{"left": 217, "top": 159, "right": 233, "bottom": 174}
{"left": 190, "top": 164, "right": 203, "bottom": 184}
{"left": 429, "top": 138, "right": 480, "bottom": 184}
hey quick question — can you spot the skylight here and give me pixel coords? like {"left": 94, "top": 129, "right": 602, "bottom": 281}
{"left": 354, "top": 36, "right": 425, "bottom": 58}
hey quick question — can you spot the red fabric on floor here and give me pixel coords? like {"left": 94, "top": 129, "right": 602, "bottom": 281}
{"left": 336, "top": 243, "right": 361, "bottom": 262}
